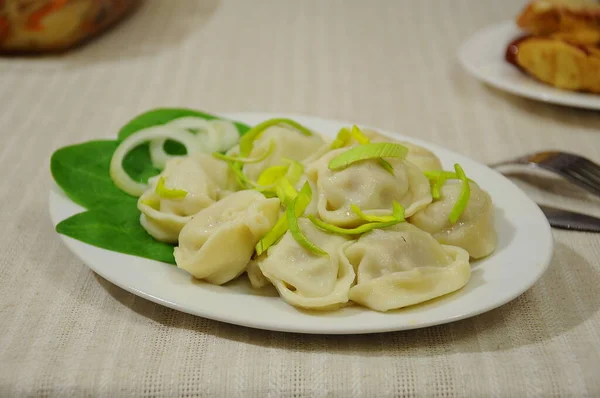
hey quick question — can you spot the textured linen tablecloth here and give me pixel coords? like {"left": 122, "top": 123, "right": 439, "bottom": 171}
{"left": 1, "top": 0, "right": 600, "bottom": 396}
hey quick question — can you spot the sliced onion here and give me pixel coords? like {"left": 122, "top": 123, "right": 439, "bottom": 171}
{"left": 110, "top": 126, "right": 202, "bottom": 197}
{"left": 209, "top": 119, "right": 241, "bottom": 152}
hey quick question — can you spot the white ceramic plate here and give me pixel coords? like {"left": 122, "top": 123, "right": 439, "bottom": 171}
{"left": 458, "top": 21, "right": 600, "bottom": 110}
{"left": 49, "top": 112, "right": 554, "bottom": 334}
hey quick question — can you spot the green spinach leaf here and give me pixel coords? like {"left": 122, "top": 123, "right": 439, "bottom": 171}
{"left": 52, "top": 108, "right": 251, "bottom": 265}
{"left": 56, "top": 202, "right": 176, "bottom": 264}
{"left": 51, "top": 140, "right": 136, "bottom": 209}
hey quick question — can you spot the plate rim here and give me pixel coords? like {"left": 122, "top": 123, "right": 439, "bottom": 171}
{"left": 457, "top": 20, "right": 600, "bottom": 110}
{"left": 49, "top": 111, "right": 555, "bottom": 334}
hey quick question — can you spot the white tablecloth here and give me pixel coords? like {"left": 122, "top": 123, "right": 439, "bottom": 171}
{"left": 1, "top": 0, "right": 599, "bottom": 396}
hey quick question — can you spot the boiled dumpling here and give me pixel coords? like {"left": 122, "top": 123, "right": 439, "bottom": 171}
{"left": 229, "top": 125, "right": 326, "bottom": 181}
{"left": 409, "top": 181, "right": 496, "bottom": 259}
{"left": 174, "top": 190, "right": 280, "bottom": 285}
{"left": 246, "top": 257, "right": 270, "bottom": 289}
{"left": 345, "top": 223, "right": 471, "bottom": 312}
{"left": 400, "top": 141, "right": 443, "bottom": 172}
{"left": 138, "top": 154, "right": 237, "bottom": 243}
{"left": 363, "top": 129, "right": 443, "bottom": 171}
{"left": 257, "top": 218, "right": 355, "bottom": 310}
{"left": 306, "top": 148, "right": 432, "bottom": 227}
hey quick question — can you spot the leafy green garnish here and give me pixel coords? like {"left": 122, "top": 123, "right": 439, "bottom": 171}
{"left": 287, "top": 183, "right": 327, "bottom": 256}
{"left": 155, "top": 177, "right": 188, "bottom": 199}
{"left": 56, "top": 202, "right": 176, "bottom": 264}
{"left": 51, "top": 140, "right": 138, "bottom": 208}
{"left": 448, "top": 164, "right": 471, "bottom": 224}
{"left": 239, "top": 118, "right": 313, "bottom": 157}
{"left": 328, "top": 143, "right": 408, "bottom": 170}
{"left": 51, "top": 108, "right": 250, "bottom": 264}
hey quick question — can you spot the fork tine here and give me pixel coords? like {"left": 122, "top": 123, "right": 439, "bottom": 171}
{"left": 579, "top": 158, "right": 600, "bottom": 179}
{"left": 560, "top": 168, "right": 600, "bottom": 197}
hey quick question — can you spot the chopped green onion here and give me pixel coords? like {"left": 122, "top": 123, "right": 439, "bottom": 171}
{"left": 309, "top": 201, "right": 405, "bottom": 235}
{"left": 423, "top": 169, "right": 476, "bottom": 200}
{"left": 255, "top": 181, "right": 314, "bottom": 255}
{"left": 308, "top": 215, "right": 401, "bottom": 235}
{"left": 351, "top": 201, "right": 405, "bottom": 223}
{"left": 139, "top": 197, "right": 160, "bottom": 209}
{"left": 378, "top": 158, "right": 394, "bottom": 175}
{"left": 448, "top": 164, "right": 471, "bottom": 224}
{"left": 257, "top": 165, "right": 289, "bottom": 186}
{"left": 155, "top": 177, "right": 188, "bottom": 199}
{"left": 284, "top": 159, "right": 304, "bottom": 186}
{"left": 275, "top": 178, "right": 298, "bottom": 204}
{"left": 255, "top": 160, "right": 305, "bottom": 198}
{"left": 330, "top": 127, "right": 352, "bottom": 149}
{"left": 431, "top": 176, "right": 445, "bottom": 199}
{"left": 351, "top": 125, "right": 370, "bottom": 144}
{"left": 255, "top": 216, "right": 287, "bottom": 255}
{"left": 328, "top": 143, "right": 408, "bottom": 170}
{"left": 287, "top": 183, "right": 328, "bottom": 256}
{"left": 239, "top": 118, "right": 313, "bottom": 157}
{"left": 212, "top": 139, "right": 274, "bottom": 164}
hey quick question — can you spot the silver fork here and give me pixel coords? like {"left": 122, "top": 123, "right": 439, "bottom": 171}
{"left": 489, "top": 150, "right": 600, "bottom": 198}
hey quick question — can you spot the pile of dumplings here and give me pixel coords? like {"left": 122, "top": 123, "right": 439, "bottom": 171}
{"left": 137, "top": 123, "right": 497, "bottom": 312}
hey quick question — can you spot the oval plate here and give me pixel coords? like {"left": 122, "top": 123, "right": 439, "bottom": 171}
{"left": 49, "top": 112, "right": 554, "bottom": 334}
{"left": 458, "top": 21, "right": 600, "bottom": 110}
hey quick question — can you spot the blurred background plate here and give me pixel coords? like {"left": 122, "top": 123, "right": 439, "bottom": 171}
{"left": 458, "top": 21, "right": 600, "bottom": 110}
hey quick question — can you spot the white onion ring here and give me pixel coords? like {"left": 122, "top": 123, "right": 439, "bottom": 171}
{"left": 168, "top": 117, "right": 240, "bottom": 153}
{"left": 110, "top": 126, "right": 202, "bottom": 197}
{"left": 148, "top": 137, "right": 206, "bottom": 169}
{"left": 208, "top": 119, "right": 241, "bottom": 152}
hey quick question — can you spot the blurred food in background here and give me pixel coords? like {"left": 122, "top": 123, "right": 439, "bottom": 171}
{"left": 0, "top": 0, "right": 140, "bottom": 54}
{"left": 506, "top": 0, "right": 600, "bottom": 93}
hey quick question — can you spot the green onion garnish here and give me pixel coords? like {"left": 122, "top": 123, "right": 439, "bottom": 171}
{"left": 351, "top": 201, "right": 404, "bottom": 223}
{"left": 330, "top": 127, "right": 352, "bottom": 149}
{"left": 155, "top": 177, "right": 188, "bottom": 199}
{"left": 275, "top": 178, "right": 298, "bottom": 204}
{"left": 212, "top": 139, "right": 275, "bottom": 164}
{"left": 350, "top": 125, "right": 370, "bottom": 144}
{"left": 378, "top": 158, "right": 394, "bottom": 175}
{"left": 255, "top": 181, "right": 318, "bottom": 256}
{"left": 284, "top": 159, "right": 304, "bottom": 186}
{"left": 308, "top": 201, "right": 405, "bottom": 235}
{"left": 328, "top": 143, "right": 408, "bottom": 170}
{"left": 287, "top": 182, "right": 328, "bottom": 256}
{"left": 239, "top": 118, "right": 313, "bottom": 157}
{"left": 448, "top": 164, "right": 471, "bottom": 224}
{"left": 423, "top": 169, "right": 476, "bottom": 199}
{"left": 308, "top": 215, "right": 400, "bottom": 235}
{"left": 139, "top": 197, "right": 160, "bottom": 209}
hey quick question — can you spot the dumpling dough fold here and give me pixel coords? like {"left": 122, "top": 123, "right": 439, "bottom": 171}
{"left": 409, "top": 181, "right": 497, "bottom": 259}
{"left": 257, "top": 218, "right": 355, "bottom": 310}
{"left": 306, "top": 148, "right": 432, "bottom": 227}
{"left": 227, "top": 125, "right": 326, "bottom": 181}
{"left": 138, "top": 153, "right": 237, "bottom": 243}
{"left": 174, "top": 190, "right": 280, "bottom": 285}
{"left": 345, "top": 223, "right": 471, "bottom": 312}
